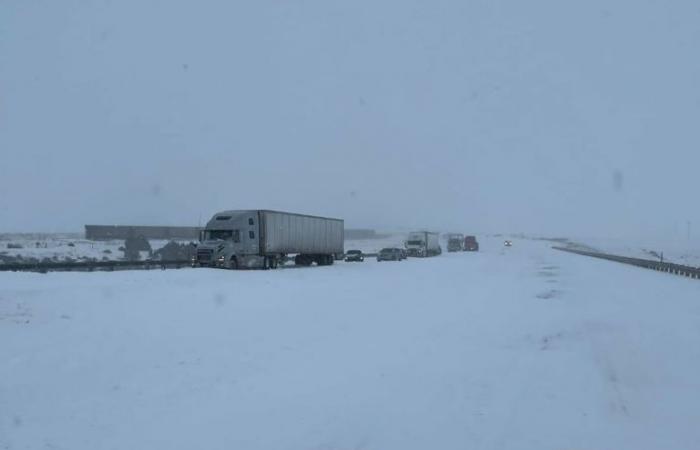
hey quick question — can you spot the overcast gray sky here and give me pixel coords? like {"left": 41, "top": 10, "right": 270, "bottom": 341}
{"left": 1, "top": 0, "right": 699, "bottom": 238}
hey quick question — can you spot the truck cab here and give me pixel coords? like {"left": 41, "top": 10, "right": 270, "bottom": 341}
{"left": 446, "top": 233, "right": 465, "bottom": 252}
{"left": 405, "top": 231, "right": 441, "bottom": 257}
{"left": 193, "top": 211, "right": 261, "bottom": 269}
{"left": 464, "top": 235, "right": 479, "bottom": 252}
{"left": 406, "top": 232, "right": 427, "bottom": 257}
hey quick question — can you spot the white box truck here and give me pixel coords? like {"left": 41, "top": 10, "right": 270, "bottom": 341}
{"left": 405, "top": 231, "right": 442, "bottom": 257}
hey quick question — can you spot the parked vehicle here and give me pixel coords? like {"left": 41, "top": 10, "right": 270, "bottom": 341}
{"left": 464, "top": 235, "right": 479, "bottom": 252}
{"left": 345, "top": 250, "right": 364, "bottom": 262}
{"left": 389, "top": 247, "right": 407, "bottom": 260}
{"left": 193, "top": 210, "right": 344, "bottom": 269}
{"left": 447, "top": 233, "right": 465, "bottom": 252}
{"left": 377, "top": 248, "right": 403, "bottom": 261}
{"left": 405, "top": 231, "right": 441, "bottom": 257}
{"left": 504, "top": 240, "right": 513, "bottom": 247}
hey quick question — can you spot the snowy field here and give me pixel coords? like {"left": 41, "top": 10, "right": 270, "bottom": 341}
{"left": 0, "top": 235, "right": 193, "bottom": 263}
{"left": 2, "top": 237, "right": 700, "bottom": 449}
{"left": 565, "top": 236, "right": 700, "bottom": 268}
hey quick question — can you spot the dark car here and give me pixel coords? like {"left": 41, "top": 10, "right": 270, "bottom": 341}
{"left": 464, "top": 236, "right": 479, "bottom": 252}
{"left": 377, "top": 248, "right": 402, "bottom": 261}
{"left": 345, "top": 249, "right": 364, "bottom": 262}
{"left": 398, "top": 248, "right": 408, "bottom": 260}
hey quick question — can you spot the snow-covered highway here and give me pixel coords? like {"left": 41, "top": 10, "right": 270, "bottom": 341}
{"left": 2, "top": 237, "right": 699, "bottom": 450}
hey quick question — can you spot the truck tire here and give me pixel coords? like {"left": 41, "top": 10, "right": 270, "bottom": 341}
{"left": 230, "top": 256, "right": 238, "bottom": 270}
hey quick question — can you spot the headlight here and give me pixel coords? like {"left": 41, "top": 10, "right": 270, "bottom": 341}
{"left": 218, "top": 255, "right": 225, "bottom": 261}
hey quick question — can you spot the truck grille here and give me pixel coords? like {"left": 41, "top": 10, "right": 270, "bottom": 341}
{"left": 197, "top": 249, "right": 213, "bottom": 262}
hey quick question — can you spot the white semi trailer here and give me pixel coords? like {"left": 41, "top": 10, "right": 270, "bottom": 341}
{"left": 405, "top": 231, "right": 442, "bottom": 257}
{"left": 193, "top": 210, "right": 344, "bottom": 269}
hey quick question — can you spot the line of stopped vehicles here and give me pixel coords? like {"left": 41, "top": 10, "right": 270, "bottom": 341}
{"left": 191, "top": 209, "right": 504, "bottom": 270}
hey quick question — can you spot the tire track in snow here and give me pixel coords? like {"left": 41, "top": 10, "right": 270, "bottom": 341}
{"left": 584, "top": 323, "right": 632, "bottom": 418}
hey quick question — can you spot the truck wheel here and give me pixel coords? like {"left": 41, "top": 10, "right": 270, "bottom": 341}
{"left": 263, "top": 257, "right": 270, "bottom": 270}
{"left": 230, "top": 257, "right": 238, "bottom": 270}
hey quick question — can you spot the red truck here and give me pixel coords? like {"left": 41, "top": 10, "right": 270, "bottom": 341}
{"left": 464, "top": 235, "right": 479, "bottom": 252}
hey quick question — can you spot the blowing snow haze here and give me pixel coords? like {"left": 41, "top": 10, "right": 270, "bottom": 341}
{"left": 1, "top": 0, "right": 699, "bottom": 238}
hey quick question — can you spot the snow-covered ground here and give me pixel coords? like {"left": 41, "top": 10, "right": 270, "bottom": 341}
{"left": 561, "top": 236, "right": 700, "bottom": 267}
{"left": 2, "top": 237, "right": 700, "bottom": 449}
{"left": 0, "top": 236, "right": 195, "bottom": 263}
{"left": 0, "top": 237, "right": 123, "bottom": 262}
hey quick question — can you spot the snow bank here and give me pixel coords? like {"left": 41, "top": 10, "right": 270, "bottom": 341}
{"left": 570, "top": 236, "right": 700, "bottom": 267}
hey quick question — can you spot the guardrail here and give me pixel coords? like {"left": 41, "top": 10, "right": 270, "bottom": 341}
{"left": 0, "top": 259, "right": 192, "bottom": 273}
{"left": 552, "top": 246, "right": 700, "bottom": 280}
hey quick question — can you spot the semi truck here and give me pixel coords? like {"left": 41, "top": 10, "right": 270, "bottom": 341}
{"left": 193, "top": 210, "right": 344, "bottom": 269}
{"left": 405, "top": 231, "right": 442, "bottom": 257}
{"left": 464, "top": 235, "right": 479, "bottom": 251}
{"left": 446, "top": 233, "right": 465, "bottom": 252}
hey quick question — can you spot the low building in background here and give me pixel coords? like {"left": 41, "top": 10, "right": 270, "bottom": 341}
{"left": 85, "top": 225, "right": 201, "bottom": 241}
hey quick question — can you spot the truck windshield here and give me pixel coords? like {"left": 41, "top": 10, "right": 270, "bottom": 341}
{"left": 205, "top": 230, "right": 239, "bottom": 241}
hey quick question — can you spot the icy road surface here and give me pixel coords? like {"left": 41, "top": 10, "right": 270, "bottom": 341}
{"left": 2, "top": 238, "right": 700, "bottom": 450}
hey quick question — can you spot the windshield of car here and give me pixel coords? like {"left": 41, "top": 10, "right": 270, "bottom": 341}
{"left": 406, "top": 240, "right": 424, "bottom": 245}
{"left": 347, "top": 250, "right": 361, "bottom": 254}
